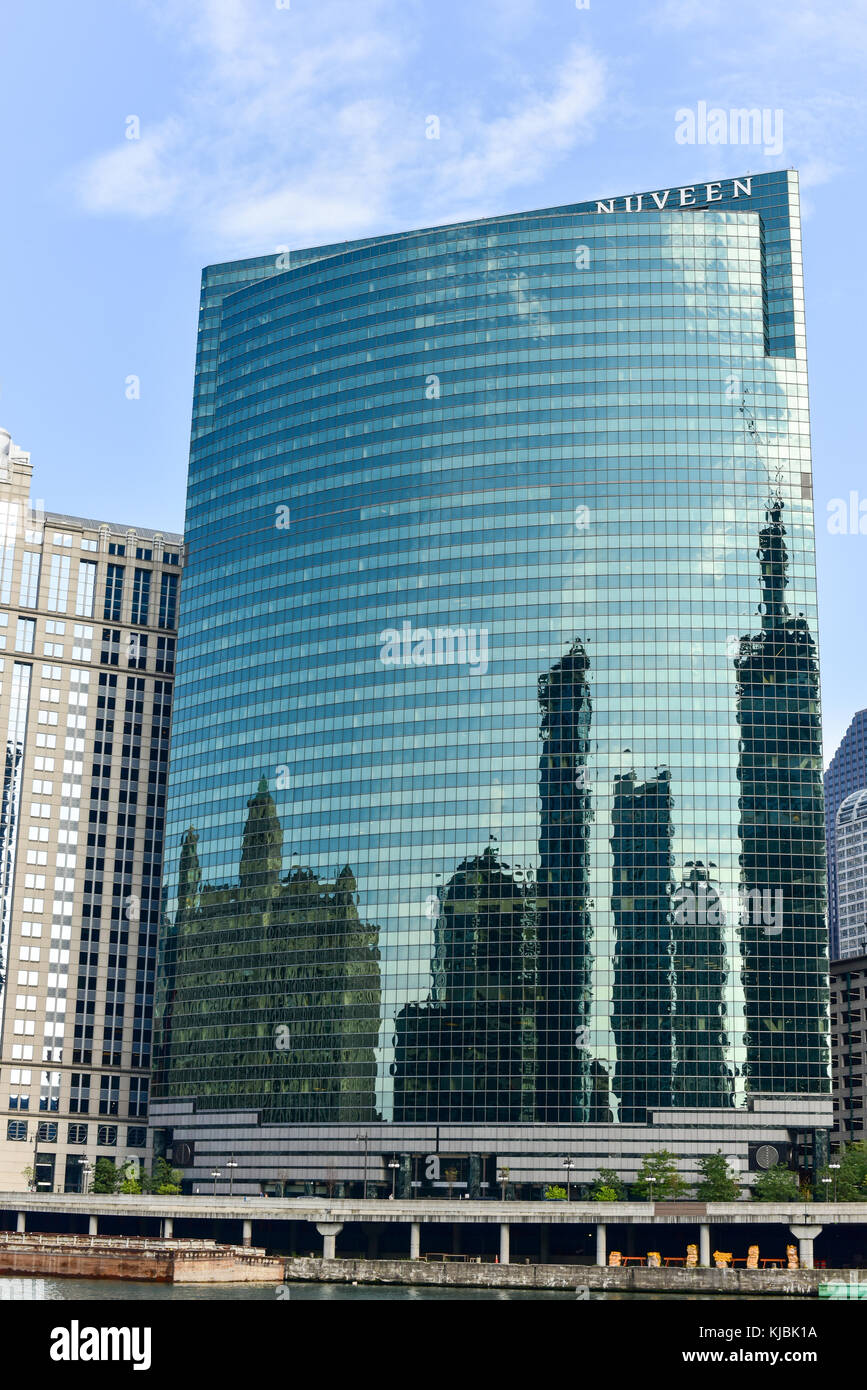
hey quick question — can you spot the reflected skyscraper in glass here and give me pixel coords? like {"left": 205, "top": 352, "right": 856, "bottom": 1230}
{"left": 152, "top": 171, "right": 831, "bottom": 1195}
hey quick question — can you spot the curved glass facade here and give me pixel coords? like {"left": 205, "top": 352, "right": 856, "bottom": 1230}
{"left": 154, "top": 171, "right": 828, "bottom": 1159}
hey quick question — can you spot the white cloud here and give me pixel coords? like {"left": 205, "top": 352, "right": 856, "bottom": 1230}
{"left": 73, "top": 0, "right": 607, "bottom": 254}
{"left": 78, "top": 120, "right": 184, "bottom": 218}
{"left": 435, "top": 48, "right": 607, "bottom": 207}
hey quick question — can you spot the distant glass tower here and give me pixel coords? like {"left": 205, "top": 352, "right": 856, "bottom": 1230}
{"left": 825, "top": 710, "right": 867, "bottom": 958}
{"left": 834, "top": 790, "right": 867, "bottom": 961}
{"left": 152, "top": 170, "right": 831, "bottom": 1195}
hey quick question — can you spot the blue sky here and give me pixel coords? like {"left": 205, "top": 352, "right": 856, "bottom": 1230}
{"left": 1, "top": 0, "right": 865, "bottom": 757}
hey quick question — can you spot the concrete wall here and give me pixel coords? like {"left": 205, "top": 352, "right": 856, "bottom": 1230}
{"left": 283, "top": 1256, "right": 839, "bottom": 1296}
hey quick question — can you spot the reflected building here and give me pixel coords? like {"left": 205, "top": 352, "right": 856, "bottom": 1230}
{"left": 155, "top": 779, "right": 381, "bottom": 1126}
{"left": 734, "top": 497, "right": 829, "bottom": 1096}
{"left": 393, "top": 845, "right": 538, "bottom": 1122}
{"left": 536, "top": 638, "right": 596, "bottom": 1122}
{"left": 611, "top": 768, "right": 675, "bottom": 1123}
{"left": 670, "top": 862, "right": 733, "bottom": 1107}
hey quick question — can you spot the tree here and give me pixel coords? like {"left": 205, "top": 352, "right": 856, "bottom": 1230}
{"left": 544, "top": 1185, "right": 567, "bottom": 1200}
{"left": 142, "top": 1157, "right": 182, "bottom": 1195}
{"left": 817, "top": 1143, "right": 867, "bottom": 1202}
{"left": 634, "top": 1150, "right": 688, "bottom": 1200}
{"left": 696, "top": 1151, "right": 740, "bottom": 1201}
{"left": 751, "top": 1163, "right": 800, "bottom": 1202}
{"left": 92, "top": 1157, "right": 121, "bottom": 1193}
{"left": 591, "top": 1168, "right": 625, "bottom": 1201}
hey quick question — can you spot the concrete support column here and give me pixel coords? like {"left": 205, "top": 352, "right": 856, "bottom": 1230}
{"left": 596, "top": 1223, "right": 606, "bottom": 1267}
{"left": 242, "top": 1219, "right": 252, "bottom": 1248}
{"left": 316, "top": 1222, "right": 343, "bottom": 1260}
{"left": 499, "top": 1223, "right": 510, "bottom": 1266}
{"left": 410, "top": 1222, "right": 420, "bottom": 1260}
{"left": 790, "top": 1225, "right": 822, "bottom": 1270}
{"left": 162, "top": 1218, "right": 173, "bottom": 1239}
{"left": 88, "top": 1215, "right": 98, "bottom": 1236}
{"left": 700, "top": 1223, "right": 711, "bottom": 1267}
{"left": 16, "top": 1212, "right": 25, "bottom": 1234}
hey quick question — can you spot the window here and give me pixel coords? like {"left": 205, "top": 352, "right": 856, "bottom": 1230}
{"left": 15, "top": 617, "right": 35, "bottom": 652}
{"left": 163, "top": 552, "right": 180, "bottom": 566}
{"left": 97, "top": 1125, "right": 118, "bottom": 1147}
{"left": 73, "top": 623, "right": 93, "bottom": 661}
{"left": 18, "top": 551, "right": 40, "bottom": 607}
{"left": 108, "top": 542, "right": 125, "bottom": 556}
{"left": 37, "top": 1121, "right": 58, "bottom": 1142}
{"left": 127, "top": 1126, "right": 147, "bottom": 1148}
{"left": 0, "top": 534, "right": 14, "bottom": 604}
{"left": 75, "top": 560, "right": 97, "bottom": 617}
{"left": 158, "top": 572, "right": 178, "bottom": 629}
{"left": 7, "top": 1067, "right": 32, "bottom": 1111}
{"left": 155, "top": 636, "right": 175, "bottom": 673}
{"left": 80, "top": 537, "right": 98, "bottom": 552}
{"left": 128, "top": 633, "right": 147, "bottom": 669}
{"left": 100, "top": 629, "right": 121, "bottom": 666}
{"left": 69, "top": 1073, "right": 90, "bottom": 1114}
{"left": 67, "top": 1123, "right": 88, "bottom": 1144}
{"left": 131, "top": 569, "right": 151, "bottom": 625}
{"left": 6, "top": 1120, "right": 28, "bottom": 1141}
{"left": 99, "top": 1074, "right": 120, "bottom": 1115}
{"left": 104, "top": 564, "right": 124, "bottom": 621}
{"left": 52, "top": 532, "right": 73, "bottom": 547}
{"left": 46, "top": 553, "right": 71, "bottom": 611}
{"left": 135, "top": 547, "right": 152, "bottom": 561}
{"left": 39, "top": 1071, "right": 61, "bottom": 1112}
{"left": 128, "top": 1077, "right": 149, "bottom": 1118}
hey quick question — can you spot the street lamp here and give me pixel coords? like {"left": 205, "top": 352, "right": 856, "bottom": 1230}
{"left": 78, "top": 1158, "right": 92, "bottom": 1196}
{"left": 830, "top": 1162, "right": 841, "bottom": 1202}
{"left": 388, "top": 1159, "right": 400, "bottom": 1199}
{"left": 226, "top": 1157, "right": 238, "bottom": 1199}
{"left": 498, "top": 1166, "right": 510, "bottom": 1203}
{"left": 354, "top": 1133, "right": 369, "bottom": 1200}
{"left": 562, "top": 1156, "right": 575, "bottom": 1202}
{"left": 210, "top": 1169, "right": 221, "bottom": 1197}
{"left": 647, "top": 1175, "right": 657, "bottom": 1203}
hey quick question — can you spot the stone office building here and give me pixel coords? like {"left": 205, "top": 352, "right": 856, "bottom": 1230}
{"left": 0, "top": 426, "right": 182, "bottom": 1191}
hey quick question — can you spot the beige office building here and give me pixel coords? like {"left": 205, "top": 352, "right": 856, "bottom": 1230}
{"left": 0, "top": 426, "right": 182, "bottom": 1191}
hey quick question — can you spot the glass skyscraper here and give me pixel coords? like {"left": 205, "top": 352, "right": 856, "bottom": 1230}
{"left": 151, "top": 170, "right": 831, "bottom": 1195}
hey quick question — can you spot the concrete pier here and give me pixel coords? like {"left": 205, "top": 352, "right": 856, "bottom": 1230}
{"left": 1, "top": 1193, "right": 864, "bottom": 1280}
